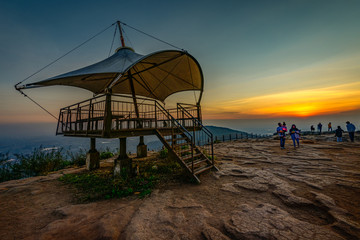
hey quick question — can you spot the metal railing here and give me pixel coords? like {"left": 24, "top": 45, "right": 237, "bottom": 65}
{"left": 56, "top": 94, "right": 201, "bottom": 136}
{"left": 177, "top": 103, "right": 214, "bottom": 165}
{"left": 214, "top": 132, "right": 270, "bottom": 142}
{"left": 56, "top": 95, "right": 106, "bottom": 135}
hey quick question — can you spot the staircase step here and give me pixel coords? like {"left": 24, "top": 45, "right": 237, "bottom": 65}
{"left": 194, "top": 165, "right": 213, "bottom": 175}
{"left": 166, "top": 136, "right": 188, "bottom": 142}
{"left": 186, "top": 158, "right": 208, "bottom": 168}
{"left": 178, "top": 150, "right": 192, "bottom": 157}
{"left": 176, "top": 142, "right": 190, "bottom": 147}
{"left": 182, "top": 153, "right": 202, "bottom": 161}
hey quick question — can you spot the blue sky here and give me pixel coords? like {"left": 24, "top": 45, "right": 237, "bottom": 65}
{"left": 1, "top": 0, "right": 360, "bottom": 123}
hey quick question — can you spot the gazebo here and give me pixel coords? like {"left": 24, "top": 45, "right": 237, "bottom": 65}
{"left": 15, "top": 21, "right": 216, "bottom": 183}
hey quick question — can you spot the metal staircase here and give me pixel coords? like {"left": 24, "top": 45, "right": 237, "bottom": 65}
{"left": 155, "top": 103, "right": 218, "bottom": 183}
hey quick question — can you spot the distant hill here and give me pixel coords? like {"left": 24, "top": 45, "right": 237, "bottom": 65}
{"left": 205, "top": 126, "right": 248, "bottom": 137}
{"left": 0, "top": 125, "right": 250, "bottom": 157}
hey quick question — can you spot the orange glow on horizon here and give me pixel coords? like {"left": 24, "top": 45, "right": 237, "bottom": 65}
{"left": 203, "top": 82, "right": 360, "bottom": 119}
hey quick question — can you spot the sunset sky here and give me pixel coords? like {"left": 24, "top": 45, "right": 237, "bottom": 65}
{"left": 1, "top": 0, "right": 360, "bottom": 123}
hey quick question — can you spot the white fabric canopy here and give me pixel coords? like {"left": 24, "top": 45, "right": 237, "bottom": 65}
{"left": 22, "top": 47, "right": 204, "bottom": 102}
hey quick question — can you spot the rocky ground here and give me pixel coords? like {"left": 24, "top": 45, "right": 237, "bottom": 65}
{"left": 0, "top": 133, "right": 359, "bottom": 240}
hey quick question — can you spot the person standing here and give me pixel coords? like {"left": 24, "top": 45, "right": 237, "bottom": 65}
{"left": 289, "top": 124, "right": 300, "bottom": 148}
{"left": 335, "top": 126, "right": 344, "bottom": 142}
{"left": 318, "top": 122, "right": 322, "bottom": 134}
{"left": 282, "top": 122, "right": 288, "bottom": 133}
{"left": 277, "top": 123, "right": 286, "bottom": 149}
{"left": 328, "top": 122, "right": 332, "bottom": 131}
{"left": 346, "top": 121, "right": 356, "bottom": 142}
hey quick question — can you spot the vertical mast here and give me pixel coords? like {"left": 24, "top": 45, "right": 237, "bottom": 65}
{"left": 117, "top": 21, "right": 125, "bottom": 47}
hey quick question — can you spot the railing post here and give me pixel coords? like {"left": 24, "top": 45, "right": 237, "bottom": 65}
{"left": 61, "top": 112, "right": 65, "bottom": 132}
{"left": 87, "top": 99, "right": 92, "bottom": 134}
{"left": 155, "top": 102, "right": 157, "bottom": 128}
{"left": 191, "top": 136, "right": 194, "bottom": 173}
{"left": 176, "top": 103, "right": 179, "bottom": 120}
{"left": 66, "top": 108, "right": 70, "bottom": 131}
{"left": 75, "top": 104, "right": 79, "bottom": 133}
{"left": 197, "top": 104, "right": 201, "bottom": 122}
{"left": 182, "top": 110, "right": 185, "bottom": 127}
{"left": 56, "top": 110, "right": 62, "bottom": 134}
{"left": 103, "top": 93, "right": 112, "bottom": 137}
{"left": 211, "top": 135, "right": 214, "bottom": 166}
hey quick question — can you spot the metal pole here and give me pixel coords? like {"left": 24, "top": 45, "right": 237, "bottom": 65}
{"left": 128, "top": 70, "right": 141, "bottom": 128}
{"left": 211, "top": 135, "right": 214, "bottom": 166}
{"left": 117, "top": 21, "right": 125, "bottom": 47}
{"left": 103, "top": 93, "right": 112, "bottom": 137}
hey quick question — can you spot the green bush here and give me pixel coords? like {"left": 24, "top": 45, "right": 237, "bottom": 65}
{"left": 14, "top": 147, "right": 71, "bottom": 178}
{"left": 100, "top": 149, "right": 114, "bottom": 160}
{"left": 0, "top": 152, "right": 13, "bottom": 182}
{"left": 59, "top": 170, "right": 157, "bottom": 202}
{"left": 0, "top": 147, "right": 73, "bottom": 182}
{"left": 181, "top": 145, "right": 189, "bottom": 150}
{"left": 0, "top": 146, "right": 118, "bottom": 183}
{"left": 159, "top": 148, "right": 168, "bottom": 158}
{"left": 67, "top": 149, "right": 87, "bottom": 166}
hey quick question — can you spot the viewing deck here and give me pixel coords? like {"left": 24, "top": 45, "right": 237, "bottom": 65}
{"left": 56, "top": 94, "right": 202, "bottom": 138}
{"left": 56, "top": 94, "right": 216, "bottom": 183}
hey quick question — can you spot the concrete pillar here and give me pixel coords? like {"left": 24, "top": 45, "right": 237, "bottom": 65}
{"left": 137, "top": 136, "right": 147, "bottom": 158}
{"left": 86, "top": 138, "right": 100, "bottom": 170}
{"left": 114, "top": 137, "right": 132, "bottom": 177}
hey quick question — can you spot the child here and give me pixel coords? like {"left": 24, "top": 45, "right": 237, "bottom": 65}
{"left": 335, "top": 126, "right": 344, "bottom": 142}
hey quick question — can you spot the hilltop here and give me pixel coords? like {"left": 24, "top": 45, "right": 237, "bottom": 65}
{"left": 0, "top": 133, "right": 359, "bottom": 240}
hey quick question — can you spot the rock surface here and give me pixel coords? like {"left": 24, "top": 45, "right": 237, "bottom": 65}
{"left": 0, "top": 134, "right": 359, "bottom": 239}
{"left": 225, "top": 203, "right": 343, "bottom": 240}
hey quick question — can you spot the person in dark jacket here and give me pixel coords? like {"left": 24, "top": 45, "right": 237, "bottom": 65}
{"left": 289, "top": 124, "right": 300, "bottom": 148}
{"left": 318, "top": 122, "right": 322, "bottom": 134}
{"left": 346, "top": 121, "right": 356, "bottom": 142}
{"left": 335, "top": 126, "right": 344, "bottom": 142}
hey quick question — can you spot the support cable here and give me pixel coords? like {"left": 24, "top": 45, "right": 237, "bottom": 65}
{"left": 122, "top": 27, "right": 134, "bottom": 50}
{"left": 18, "top": 90, "right": 58, "bottom": 120}
{"left": 120, "top": 21, "right": 184, "bottom": 51}
{"left": 108, "top": 24, "right": 117, "bottom": 57}
{"left": 15, "top": 22, "right": 116, "bottom": 88}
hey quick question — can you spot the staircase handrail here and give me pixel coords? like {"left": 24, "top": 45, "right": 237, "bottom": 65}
{"left": 155, "top": 102, "right": 193, "bottom": 143}
{"left": 177, "top": 103, "right": 214, "bottom": 163}
{"left": 177, "top": 104, "right": 213, "bottom": 139}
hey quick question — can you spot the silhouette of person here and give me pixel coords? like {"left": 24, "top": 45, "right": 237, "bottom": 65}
{"left": 317, "top": 122, "right": 322, "bottom": 134}
{"left": 335, "top": 126, "right": 344, "bottom": 142}
{"left": 276, "top": 123, "right": 286, "bottom": 149}
{"left": 289, "top": 124, "right": 300, "bottom": 148}
{"left": 346, "top": 121, "right": 356, "bottom": 142}
{"left": 328, "top": 122, "right": 332, "bottom": 131}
